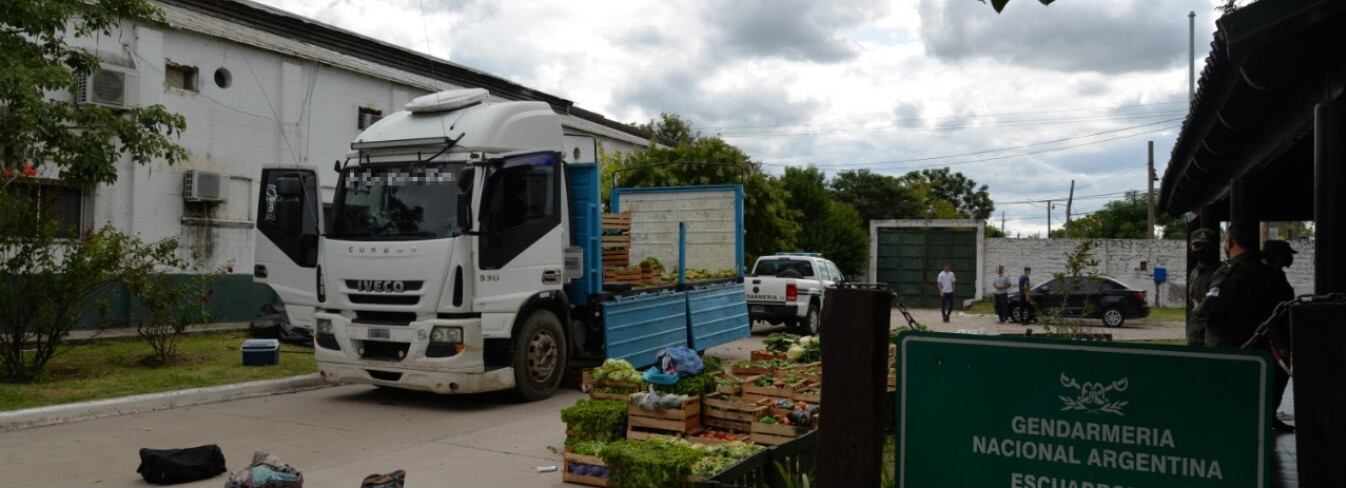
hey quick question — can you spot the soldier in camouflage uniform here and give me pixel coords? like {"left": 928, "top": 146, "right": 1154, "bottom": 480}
{"left": 1194, "top": 224, "right": 1276, "bottom": 348}
{"left": 1186, "top": 228, "right": 1220, "bottom": 346}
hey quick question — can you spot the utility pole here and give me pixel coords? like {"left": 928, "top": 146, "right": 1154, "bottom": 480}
{"left": 1147, "top": 141, "right": 1157, "bottom": 239}
{"left": 1046, "top": 200, "right": 1053, "bottom": 239}
{"left": 1065, "top": 180, "right": 1075, "bottom": 239}
{"left": 1189, "top": 11, "right": 1196, "bottom": 103}
{"left": 1001, "top": 211, "right": 1006, "bottom": 235}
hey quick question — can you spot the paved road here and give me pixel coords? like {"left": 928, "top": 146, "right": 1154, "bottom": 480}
{"left": 2, "top": 310, "right": 1181, "bottom": 488}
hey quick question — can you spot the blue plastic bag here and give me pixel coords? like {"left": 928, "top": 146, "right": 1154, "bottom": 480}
{"left": 656, "top": 346, "right": 704, "bottom": 376}
{"left": 643, "top": 367, "right": 680, "bottom": 385}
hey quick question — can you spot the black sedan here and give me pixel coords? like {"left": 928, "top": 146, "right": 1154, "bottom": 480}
{"left": 1008, "top": 276, "right": 1150, "bottom": 327}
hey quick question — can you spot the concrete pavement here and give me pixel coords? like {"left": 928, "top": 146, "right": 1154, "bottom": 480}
{"left": 1, "top": 312, "right": 1181, "bottom": 488}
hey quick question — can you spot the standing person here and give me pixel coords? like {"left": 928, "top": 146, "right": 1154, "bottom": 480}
{"left": 992, "top": 265, "right": 1012, "bottom": 323}
{"left": 1261, "top": 240, "right": 1297, "bottom": 432}
{"left": 936, "top": 263, "right": 956, "bottom": 323}
{"left": 1186, "top": 228, "right": 1221, "bottom": 346}
{"left": 1194, "top": 223, "right": 1276, "bottom": 348}
{"left": 1017, "top": 267, "right": 1033, "bottom": 324}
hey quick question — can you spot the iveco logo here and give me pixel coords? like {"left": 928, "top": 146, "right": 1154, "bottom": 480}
{"left": 356, "top": 280, "right": 405, "bottom": 293}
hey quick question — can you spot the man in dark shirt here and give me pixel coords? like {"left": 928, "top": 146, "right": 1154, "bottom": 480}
{"left": 1016, "top": 267, "right": 1033, "bottom": 324}
{"left": 1194, "top": 224, "right": 1276, "bottom": 348}
{"left": 1261, "top": 240, "right": 1297, "bottom": 432}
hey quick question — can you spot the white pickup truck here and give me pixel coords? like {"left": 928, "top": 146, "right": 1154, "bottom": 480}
{"left": 742, "top": 253, "right": 845, "bottom": 335}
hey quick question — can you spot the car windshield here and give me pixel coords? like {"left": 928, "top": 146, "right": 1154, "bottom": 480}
{"left": 753, "top": 259, "right": 815, "bottom": 277}
{"left": 329, "top": 163, "right": 464, "bottom": 240}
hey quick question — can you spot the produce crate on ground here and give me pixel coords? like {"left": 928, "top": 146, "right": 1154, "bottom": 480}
{"left": 792, "top": 385, "right": 821, "bottom": 404}
{"left": 750, "top": 350, "right": 786, "bottom": 361}
{"left": 751, "top": 418, "right": 813, "bottom": 446}
{"left": 730, "top": 359, "right": 792, "bottom": 377}
{"left": 703, "top": 393, "right": 767, "bottom": 434}
{"left": 711, "top": 372, "right": 743, "bottom": 395}
{"left": 787, "top": 363, "right": 822, "bottom": 384}
{"left": 627, "top": 395, "right": 702, "bottom": 438}
{"left": 563, "top": 451, "right": 611, "bottom": 487}
{"left": 688, "top": 429, "right": 752, "bottom": 445}
{"left": 742, "top": 375, "right": 804, "bottom": 403}
{"left": 582, "top": 369, "right": 643, "bottom": 401}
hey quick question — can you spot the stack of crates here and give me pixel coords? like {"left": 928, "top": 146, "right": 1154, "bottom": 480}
{"left": 601, "top": 213, "right": 633, "bottom": 285}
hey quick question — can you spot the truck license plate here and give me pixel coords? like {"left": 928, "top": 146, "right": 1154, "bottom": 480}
{"left": 367, "top": 328, "right": 390, "bottom": 340}
{"left": 751, "top": 305, "right": 765, "bottom": 313}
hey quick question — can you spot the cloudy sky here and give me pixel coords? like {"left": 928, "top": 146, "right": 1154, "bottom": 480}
{"left": 257, "top": 0, "right": 1227, "bottom": 236}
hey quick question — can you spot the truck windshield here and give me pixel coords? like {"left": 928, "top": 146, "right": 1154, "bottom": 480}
{"left": 753, "top": 259, "right": 814, "bottom": 277}
{"left": 329, "top": 163, "right": 463, "bottom": 240}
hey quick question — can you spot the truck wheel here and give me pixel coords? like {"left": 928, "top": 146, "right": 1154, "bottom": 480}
{"left": 798, "top": 302, "right": 820, "bottom": 336}
{"left": 512, "top": 309, "right": 567, "bottom": 401}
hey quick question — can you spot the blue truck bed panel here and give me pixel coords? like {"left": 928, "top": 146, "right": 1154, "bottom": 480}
{"left": 686, "top": 281, "right": 752, "bottom": 350}
{"left": 565, "top": 163, "right": 602, "bottom": 306}
{"left": 602, "top": 291, "right": 689, "bottom": 368}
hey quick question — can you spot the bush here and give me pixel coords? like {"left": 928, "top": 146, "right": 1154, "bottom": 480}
{"left": 122, "top": 245, "right": 220, "bottom": 365}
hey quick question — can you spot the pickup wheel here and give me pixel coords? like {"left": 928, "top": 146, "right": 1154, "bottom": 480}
{"left": 798, "top": 302, "right": 820, "bottom": 336}
{"left": 511, "top": 309, "right": 566, "bottom": 401}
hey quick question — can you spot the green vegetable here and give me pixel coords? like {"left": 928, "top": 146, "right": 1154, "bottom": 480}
{"left": 753, "top": 375, "right": 775, "bottom": 387}
{"left": 758, "top": 415, "right": 778, "bottom": 424}
{"left": 702, "top": 355, "right": 723, "bottom": 373}
{"left": 591, "top": 359, "right": 645, "bottom": 385}
{"left": 561, "top": 399, "right": 628, "bottom": 442}
{"left": 566, "top": 439, "right": 609, "bottom": 457}
{"left": 599, "top": 439, "right": 704, "bottom": 488}
{"left": 764, "top": 333, "right": 800, "bottom": 353}
{"left": 639, "top": 256, "right": 663, "bottom": 270}
{"left": 653, "top": 372, "right": 718, "bottom": 396}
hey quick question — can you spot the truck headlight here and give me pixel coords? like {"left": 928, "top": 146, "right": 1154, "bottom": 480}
{"left": 315, "top": 318, "right": 340, "bottom": 350}
{"left": 316, "top": 318, "right": 333, "bottom": 335}
{"left": 430, "top": 326, "right": 462, "bottom": 344}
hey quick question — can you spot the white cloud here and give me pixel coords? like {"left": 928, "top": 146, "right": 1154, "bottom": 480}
{"left": 254, "top": 0, "right": 1225, "bottom": 237}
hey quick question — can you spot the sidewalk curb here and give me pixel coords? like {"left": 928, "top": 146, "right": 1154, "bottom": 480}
{"left": 0, "top": 373, "right": 330, "bottom": 432}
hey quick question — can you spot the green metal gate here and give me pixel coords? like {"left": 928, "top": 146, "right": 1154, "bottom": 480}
{"left": 875, "top": 227, "right": 977, "bottom": 308}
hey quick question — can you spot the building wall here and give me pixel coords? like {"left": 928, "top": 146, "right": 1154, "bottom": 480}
{"left": 982, "top": 238, "right": 1316, "bottom": 308}
{"left": 55, "top": 17, "right": 645, "bottom": 325}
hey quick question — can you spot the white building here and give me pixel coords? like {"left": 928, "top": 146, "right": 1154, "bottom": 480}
{"left": 54, "top": 0, "right": 650, "bottom": 323}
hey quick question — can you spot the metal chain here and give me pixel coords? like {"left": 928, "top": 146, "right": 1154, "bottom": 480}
{"left": 1240, "top": 292, "right": 1346, "bottom": 350}
{"left": 837, "top": 282, "right": 925, "bottom": 331}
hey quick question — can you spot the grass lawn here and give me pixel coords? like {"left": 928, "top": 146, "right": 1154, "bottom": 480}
{"left": 0, "top": 331, "right": 315, "bottom": 411}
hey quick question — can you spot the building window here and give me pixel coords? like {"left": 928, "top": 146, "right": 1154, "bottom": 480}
{"left": 165, "top": 63, "right": 199, "bottom": 92}
{"left": 357, "top": 107, "right": 383, "bottom": 129}
{"left": 5, "top": 181, "right": 86, "bottom": 238}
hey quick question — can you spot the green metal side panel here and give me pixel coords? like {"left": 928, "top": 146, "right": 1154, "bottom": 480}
{"left": 74, "top": 274, "right": 281, "bottom": 330}
{"left": 876, "top": 228, "right": 977, "bottom": 308}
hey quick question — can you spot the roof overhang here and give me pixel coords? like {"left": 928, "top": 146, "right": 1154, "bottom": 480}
{"left": 1159, "top": 0, "right": 1346, "bottom": 218}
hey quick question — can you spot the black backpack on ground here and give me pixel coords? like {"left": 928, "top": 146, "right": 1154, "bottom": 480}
{"left": 137, "top": 445, "right": 227, "bottom": 485}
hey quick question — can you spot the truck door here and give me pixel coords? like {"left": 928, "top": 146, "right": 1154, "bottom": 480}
{"left": 254, "top": 167, "right": 321, "bottom": 330}
{"left": 475, "top": 151, "right": 566, "bottom": 313}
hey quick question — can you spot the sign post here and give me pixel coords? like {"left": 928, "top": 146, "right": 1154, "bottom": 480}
{"left": 894, "top": 331, "right": 1272, "bottom": 488}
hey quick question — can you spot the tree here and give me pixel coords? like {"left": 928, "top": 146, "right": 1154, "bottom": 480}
{"left": 636, "top": 113, "right": 698, "bottom": 147}
{"left": 1053, "top": 191, "right": 1182, "bottom": 239}
{"left": 607, "top": 121, "right": 797, "bottom": 264}
{"left": 829, "top": 169, "right": 923, "bottom": 224}
{"left": 780, "top": 167, "right": 868, "bottom": 276}
{"left": 1, "top": 0, "right": 188, "bottom": 381}
{"left": 899, "top": 168, "right": 995, "bottom": 220}
{"left": 983, "top": 0, "right": 1057, "bottom": 14}
{"left": 1, "top": 0, "right": 186, "bottom": 184}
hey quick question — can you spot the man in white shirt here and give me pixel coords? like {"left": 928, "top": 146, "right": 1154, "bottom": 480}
{"left": 936, "top": 263, "right": 956, "bottom": 323}
{"left": 992, "top": 265, "right": 1012, "bottom": 323}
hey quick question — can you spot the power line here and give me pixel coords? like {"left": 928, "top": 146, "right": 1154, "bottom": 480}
{"left": 719, "top": 112, "right": 1184, "bottom": 138}
{"left": 702, "top": 100, "right": 1188, "bottom": 131}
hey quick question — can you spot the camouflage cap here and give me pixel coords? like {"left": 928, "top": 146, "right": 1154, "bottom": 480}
{"left": 1190, "top": 228, "right": 1218, "bottom": 245}
{"left": 1263, "top": 240, "right": 1298, "bottom": 256}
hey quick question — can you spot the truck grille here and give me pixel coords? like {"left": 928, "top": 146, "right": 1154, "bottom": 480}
{"left": 353, "top": 311, "right": 417, "bottom": 326}
{"left": 360, "top": 341, "right": 410, "bottom": 361}
{"left": 348, "top": 294, "right": 420, "bottom": 306}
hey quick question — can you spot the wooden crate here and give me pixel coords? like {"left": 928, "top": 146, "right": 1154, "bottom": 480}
{"left": 750, "top": 350, "right": 787, "bottom": 361}
{"left": 687, "top": 431, "right": 752, "bottom": 445}
{"left": 751, "top": 420, "right": 811, "bottom": 446}
{"left": 582, "top": 369, "right": 642, "bottom": 401}
{"left": 703, "top": 393, "right": 767, "bottom": 434}
{"left": 601, "top": 212, "right": 631, "bottom": 230}
{"left": 786, "top": 363, "right": 822, "bottom": 384}
{"left": 601, "top": 235, "right": 631, "bottom": 245}
{"left": 628, "top": 396, "right": 702, "bottom": 436}
{"left": 640, "top": 266, "right": 662, "bottom": 285}
{"left": 603, "top": 268, "right": 643, "bottom": 285}
{"left": 562, "top": 451, "right": 610, "bottom": 487}
{"left": 731, "top": 364, "right": 784, "bottom": 377}
{"left": 742, "top": 375, "right": 803, "bottom": 402}
{"left": 602, "top": 249, "right": 630, "bottom": 267}
{"left": 792, "top": 386, "right": 821, "bottom": 405}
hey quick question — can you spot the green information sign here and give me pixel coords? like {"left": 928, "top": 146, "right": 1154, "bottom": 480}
{"left": 895, "top": 331, "right": 1272, "bottom": 488}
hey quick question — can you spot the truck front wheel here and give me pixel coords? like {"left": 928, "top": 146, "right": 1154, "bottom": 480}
{"left": 512, "top": 309, "right": 567, "bottom": 401}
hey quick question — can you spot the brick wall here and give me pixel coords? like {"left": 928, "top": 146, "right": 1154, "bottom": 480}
{"left": 982, "top": 238, "right": 1315, "bottom": 308}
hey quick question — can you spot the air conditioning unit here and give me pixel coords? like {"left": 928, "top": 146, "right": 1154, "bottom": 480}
{"left": 183, "top": 170, "right": 227, "bottom": 203}
{"left": 74, "top": 68, "right": 140, "bottom": 109}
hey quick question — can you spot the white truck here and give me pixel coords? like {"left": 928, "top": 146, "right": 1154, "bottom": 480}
{"left": 253, "top": 89, "right": 750, "bottom": 400}
{"left": 742, "top": 253, "right": 845, "bottom": 335}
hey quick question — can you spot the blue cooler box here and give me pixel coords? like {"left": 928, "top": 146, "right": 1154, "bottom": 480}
{"left": 241, "top": 339, "right": 280, "bottom": 366}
